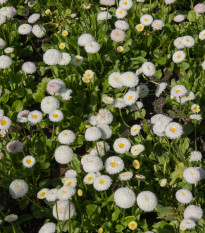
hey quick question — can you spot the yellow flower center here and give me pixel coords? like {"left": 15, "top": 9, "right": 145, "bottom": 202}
{"left": 63, "top": 132, "right": 69, "bottom": 136}
{"left": 177, "top": 54, "right": 181, "bottom": 59}
{"left": 53, "top": 114, "right": 59, "bottom": 118}
{"left": 170, "top": 127, "right": 176, "bottom": 132}
{"left": 193, "top": 106, "right": 198, "bottom": 111}
{"left": 116, "top": 32, "right": 119, "bottom": 36}
{"left": 118, "top": 142, "right": 125, "bottom": 148}
{"left": 176, "top": 89, "right": 181, "bottom": 93}
{"left": 124, "top": 1, "right": 128, "bottom": 5}
{"left": 32, "top": 114, "right": 38, "bottom": 118}
{"left": 110, "top": 161, "right": 117, "bottom": 167}
{"left": 62, "top": 189, "right": 68, "bottom": 193}
{"left": 40, "top": 192, "right": 46, "bottom": 197}
{"left": 99, "top": 178, "right": 106, "bottom": 185}
{"left": 145, "top": 18, "right": 149, "bottom": 21}
{"left": 128, "top": 96, "right": 133, "bottom": 100}
{"left": 67, "top": 181, "right": 72, "bottom": 186}
{"left": 76, "top": 58, "right": 81, "bottom": 62}
{"left": 114, "top": 76, "right": 120, "bottom": 82}
{"left": 119, "top": 10, "right": 123, "bottom": 14}
{"left": 87, "top": 176, "right": 94, "bottom": 181}
{"left": 1, "top": 120, "right": 6, "bottom": 125}
{"left": 26, "top": 159, "right": 32, "bottom": 164}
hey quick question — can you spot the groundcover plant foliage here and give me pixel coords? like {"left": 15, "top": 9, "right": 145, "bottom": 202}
{"left": 0, "top": 0, "right": 205, "bottom": 232}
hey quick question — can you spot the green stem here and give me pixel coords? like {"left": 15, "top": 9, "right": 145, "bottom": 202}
{"left": 194, "top": 122, "right": 197, "bottom": 151}
{"left": 12, "top": 224, "right": 16, "bottom": 233}
{"left": 119, "top": 108, "right": 130, "bottom": 128}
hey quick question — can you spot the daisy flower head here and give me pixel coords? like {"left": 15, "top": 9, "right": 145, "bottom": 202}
{"left": 46, "top": 189, "right": 58, "bottom": 202}
{"left": 49, "top": 110, "right": 64, "bottom": 122}
{"left": 82, "top": 77, "right": 90, "bottom": 83}
{"left": 165, "top": 0, "right": 176, "bottom": 4}
{"left": 9, "top": 179, "right": 28, "bottom": 199}
{"left": 180, "top": 219, "right": 196, "bottom": 229}
{"left": 174, "top": 37, "right": 185, "bottom": 49}
{"left": 47, "top": 79, "right": 66, "bottom": 95}
{"left": 0, "top": 55, "right": 12, "bottom": 69}
{"left": 141, "top": 62, "right": 156, "bottom": 76}
{"left": 190, "top": 151, "right": 202, "bottom": 162}
{"left": 116, "top": 7, "right": 127, "bottom": 19}
{"left": 172, "top": 50, "right": 186, "bottom": 63}
{"left": 85, "top": 126, "right": 102, "bottom": 141}
{"left": 73, "top": 55, "right": 83, "bottom": 66}
{"left": 128, "top": 221, "right": 137, "bottom": 230}
{"left": 32, "top": 24, "right": 46, "bottom": 38}
{"left": 62, "top": 30, "right": 68, "bottom": 37}
{"left": 176, "top": 189, "right": 193, "bottom": 204}
{"left": 115, "top": 20, "right": 129, "bottom": 31}
{"left": 123, "top": 91, "right": 138, "bottom": 105}
{"left": 155, "top": 82, "right": 168, "bottom": 97}
{"left": 97, "top": 11, "right": 112, "bottom": 21}
{"left": 119, "top": 0, "right": 133, "bottom": 10}
{"left": 102, "top": 96, "right": 114, "bottom": 105}
{"left": 170, "top": 85, "right": 187, "bottom": 97}
{"left": 7, "top": 140, "right": 23, "bottom": 153}
{"left": 22, "top": 61, "right": 36, "bottom": 74}
{"left": 136, "top": 84, "right": 149, "bottom": 98}
{"left": 53, "top": 200, "right": 75, "bottom": 220}
{"left": 184, "top": 205, "right": 203, "bottom": 221}
{"left": 194, "top": 3, "right": 205, "bottom": 14}
{"left": 0, "top": 6, "right": 15, "bottom": 19}
{"left": 113, "top": 98, "right": 127, "bottom": 108}
{"left": 0, "top": 0, "right": 7, "bottom": 5}
{"left": 96, "top": 109, "right": 113, "bottom": 125}
{"left": 130, "top": 124, "right": 141, "bottom": 136}
{"left": 133, "top": 159, "right": 140, "bottom": 169}
{"left": 83, "top": 173, "right": 96, "bottom": 184}
{"left": 4, "top": 214, "right": 18, "bottom": 223}
{"left": 190, "top": 114, "right": 202, "bottom": 121}
{"left": 100, "top": 0, "right": 115, "bottom": 6}
{"left": 0, "top": 38, "right": 5, "bottom": 49}
{"left": 105, "top": 156, "right": 124, "bottom": 174}
{"left": 180, "top": 91, "right": 195, "bottom": 104}
{"left": 97, "top": 124, "right": 112, "bottom": 139}
{"left": 60, "top": 88, "right": 72, "bottom": 100}
{"left": 18, "top": 24, "right": 32, "bottom": 35}
{"left": 110, "top": 29, "right": 125, "bottom": 42}
{"left": 119, "top": 171, "right": 133, "bottom": 181}
{"left": 59, "top": 52, "right": 71, "bottom": 65}
{"left": 152, "top": 19, "right": 164, "bottom": 30}
{"left": 57, "top": 186, "right": 75, "bottom": 200}
{"left": 65, "top": 169, "right": 77, "bottom": 178}
{"left": 85, "top": 41, "right": 100, "bottom": 54}
{"left": 59, "top": 43, "right": 65, "bottom": 50}
{"left": 0, "top": 15, "right": 6, "bottom": 25}
{"left": 43, "top": 49, "right": 62, "bottom": 65}
{"left": 195, "top": 167, "right": 205, "bottom": 179}
{"left": 140, "top": 14, "right": 153, "bottom": 26}
{"left": 83, "top": 69, "right": 94, "bottom": 79}
{"left": 160, "top": 178, "right": 167, "bottom": 187}
{"left": 114, "top": 187, "right": 136, "bottom": 208}
{"left": 93, "top": 175, "right": 112, "bottom": 191}
{"left": 82, "top": 155, "right": 103, "bottom": 173}
{"left": 58, "top": 130, "right": 75, "bottom": 145}
{"left": 55, "top": 145, "right": 73, "bottom": 164}
{"left": 121, "top": 71, "right": 139, "bottom": 88}
{"left": 191, "top": 104, "right": 200, "bottom": 113}
{"left": 22, "top": 155, "right": 36, "bottom": 168}
{"left": 131, "top": 144, "right": 145, "bottom": 156}
{"left": 165, "top": 122, "right": 183, "bottom": 139}
{"left": 173, "top": 14, "right": 185, "bottom": 23}
{"left": 114, "top": 138, "right": 131, "bottom": 154}
{"left": 182, "top": 36, "right": 195, "bottom": 48}
{"left": 108, "top": 72, "right": 123, "bottom": 88}
{"left": 28, "top": 13, "right": 40, "bottom": 24}
{"left": 45, "top": 9, "right": 51, "bottom": 15}
{"left": 199, "top": 30, "right": 205, "bottom": 40}
{"left": 135, "top": 174, "right": 145, "bottom": 179}
{"left": 183, "top": 167, "right": 201, "bottom": 184}
{"left": 64, "top": 177, "right": 77, "bottom": 187}
{"left": 28, "top": 110, "right": 43, "bottom": 124}
{"left": 37, "top": 188, "right": 49, "bottom": 199}
{"left": 84, "top": 4, "right": 91, "bottom": 9}
{"left": 135, "top": 24, "right": 144, "bottom": 32}
{"left": 78, "top": 33, "right": 95, "bottom": 46}
{"left": 0, "top": 116, "right": 11, "bottom": 130}
{"left": 137, "top": 191, "right": 158, "bottom": 212}
{"left": 117, "top": 46, "right": 124, "bottom": 52}
{"left": 39, "top": 222, "right": 56, "bottom": 233}
{"left": 89, "top": 141, "right": 110, "bottom": 157}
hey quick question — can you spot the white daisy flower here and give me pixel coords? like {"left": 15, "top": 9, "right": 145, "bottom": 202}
{"left": 155, "top": 82, "right": 167, "bottom": 97}
{"left": 102, "top": 96, "right": 114, "bottom": 104}
{"left": 105, "top": 156, "right": 124, "bottom": 174}
{"left": 18, "top": 24, "right": 32, "bottom": 35}
{"left": 182, "top": 36, "right": 195, "bottom": 48}
{"left": 32, "top": 24, "right": 46, "bottom": 38}
{"left": 28, "top": 110, "right": 43, "bottom": 124}
{"left": 60, "top": 88, "right": 72, "bottom": 100}
{"left": 174, "top": 37, "right": 185, "bottom": 49}
{"left": 9, "top": 179, "right": 29, "bottom": 199}
{"left": 65, "top": 169, "right": 77, "bottom": 178}
{"left": 22, "top": 61, "right": 36, "bottom": 74}
{"left": 82, "top": 155, "right": 103, "bottom": 173}
{"left": 59, "top": 52, "right": 71, "bottom": 65}
{"left": 28, "top": 13, "right": 40, "bottom": 24}
{"left": 172, "top": 50, "right": 186, "bottom": 63}
{"left": 180, "top": 219, "right": 196, "bottom": 229}
{"left": 180, "top": 91, "right": 195, "bottom": 104}
{"left": 97, "top": 124, "right": 112, "bottom": 139}
{"left": 121, "top": 71, "right": 139, "bottom": 88}
{"left": 184, "top": 205, "right": 203, "bottom": 221}
{"left": 57, "top": 186, "right": 75, "bottom": 200}
{"left": 73, "top": 55, "right": 83, "bottom": 66}
{"left": 83, "top": 173, "right": 96, "bottom": 184}
{"left": 170, "top": 85, "right": 187, "bottom": 97}
{"left": 151, "top": 19, "right": 164, "bottom": 30}
{"left": 176, "top": 189, "right": 193, "bottom": 204}
{"left": 140, "top": 14, "right": 153, "bottom": 26}
{"left": 85, "top": 126, "right": 102, "bottom": 141}
{"left": 41, "top": 96, "right": 60, "bottom": 114}
{"left": 183, "top": 167, "right": 201, "bottom": 184}
{"left": 4, "top": 214, "right": 18, "bottom": 223}
{"left": 0, "top": 116, "right": 11, "bottom": 130}
{"left": 53, "top": 200, "right": 75, "bottom": 220}
{"left": 141, "top": 62, "right": 156, "bottom": 76}
{"left": 135, "top": 24, "right": 144, "bottom": 32}
{"left": 0, "top": 38, "right": 5, "bottom": 49}
{"left": 136, "top": 84, "right": 149, "bottom": 98}
{"left": 199, "top": 29, "right": 205, "bottom": 40}
{"left": 43, "top": 49, "right": 62, "bottom": 65}
{"left": 131, "top": 144, "right": 145, "bottom": 156}
{"left": 115, "top": 20, "right": 129, "bottom": 31}
{"left": 58, "top": 130, "right": 75, "bottom": 145}
{"left": 49, "top": 110, "right": 64, "bottom": 122}
{"left": 114, "top": 187, "right": 136, "bottom": 208}
{"left": 123, "top": 91, "right": 138, "bottom": 105}
{"left": 97, "top": 11, "right": 112, "bottom": 21}
{"left": 54, "top": 145, "right": 73, "bottom": 164}
{"left": 4, "top": 47, "right": 14, "bottom": 54}
{"left": 201, "top": 61, "right": 205, "bottom": 70}
{"left": 119, "top": 0, "right": 133, "bottom": 10}
{"left": 165, "top": 122, "right": 183, "bottom": 139}
{"left": 113, "top": 138, "right": 131, "bottom": 153}
{"left": 96, "top": 109, "right": 113, "bottom": 125}
{"left": 39, "top": 222, "right": 56, "bottom": 233}
{"left": 173, "top": 14, "right": 185, "bottom": 23}
{"left": 0, "top": 14, "right": 6, "bottom": 25}
{"left": 191, "top": 104, "right": 200, "bottom": 113}
{"left": 108, "top": 72, "right": 123, "bottom": 88}
{"left": 190, "top": 114, "right": 202, "bottom": 121}
{"left": 22, "top": 155, "right": 36, "bottom": 168}
{"left": 84, "top": 42, "right": 100, "bottom": 54}
{"left": 137, "top": 191, "right": 158, "bottom": 212}
{"left": 113, "top": 98, "right": 127, "bottom": 108}
{"left": 115, "top": 7, "right": 127, "bottom": 19}
{"left": 119, "top": 171, "right": 133, "bottom": 181}
{"left": 0, "top": 55, "right": 12, "bottom": 69}
{"left": 46, "top": 188, "right": 58, "bottom": 202}
{"left": 63, "top": 177, "right": 77, "bottom": 187}
{"left": 78, "top": 33, "right": 95, "bottom": 46}
{"left": 37, "top": 188, "right": 49, "bottom": 199}
{"left": 100, "top": 0, "right": 115, "bottom": 6}
{"left": 130, "top": 124, "right": 141, "bottom": 136}
{"left": 93, "top": 175, "right": 112, "bottom": 191}
{"left": 190, "top": 151, "right": 202, "bottom": 162}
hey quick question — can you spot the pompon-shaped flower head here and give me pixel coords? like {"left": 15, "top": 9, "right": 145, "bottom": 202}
{"left": 108, "top": 72, "right": 123, "bottom": 88}
{"left": 141, "top": 62, "right": 156, "bottom": 76}
{"left": 182, "top": 36, "right": 195, "bottom": 48}
{"left": 135, "top": 23, "right": 144, "bottom": 32}
{"left": 49, "top": 110, "right": 64, "bottom": 122}
{"left": 110, "top": 29, "right": 125, "bottom": 42}
{"left": 140, "top": 14, "right": 153, "bottom": 26}
{"left": 119, "top": 171, "right": 133, "bottom": 181}
{"left": 82, "top": 154, "right": 103, "bottom": 173}
{"left": 171, "top": 85, "right": 187, "bottom": 97}
{"left": 18, "top": 24, "right": 32, "bottom": 35}
{"left": 100, "top": 0, "right": 115, "bottom": 6}
{"left": 96, "top": 109, "right": 113, "bottom": 124}
{"left": 57, "top": 186, "right": 75, "bottom": 200}
{"left": 137, "top": 191, "right": 158, "bottom": 212}
{"left": 114, "top": 187, "right": 136, "bottom": 208}
{"left": 9, "top": 179, "right": 28, "bottom": 199}
{"left": 121, "top": 71, "right": 139, "bottom": 88}
{"left": 113, "top": 137, "right": 131, "bottom": 153}
{"left": 39, "top": 222, "right": 56, "bottom": 233}
{"left": 58, "top": 130, "right": 75, "bottom": 145}
{"left": 128, "top": 221, "right": 137, "bottom": 230}
{"left": 37, "top": 188, "right": 49, "bottom": 199}
{"left": 63, "top": 177, "right": 77, "bottom": 187}
{"left": 105, "top": 156, "right": 124, "bottom": 174}
{"left": 41, "top": 96, "right": 59, "bottom": 114}
{"left": 93, "top": 175, "right": 112, "bottom": 191}
{"left": 191, "top": 104, "right": 200, "bottom": 113}
{"left": 0, "top": 55, "right": 12, "bottom": 69}
{"left": 155, "top": 82, "right": 167, "bottom": 97}
{"left": 28, "top": 13, "right": 40, "bottom": 24}
{"left": 0, "top": 116, "right": 11, "bottom": 130}
{"left": 55, "top": 145, "right": 73, "bottom": 164}
{"left": 28, "top": 110, "right": 43, "bottom": 124}
{"left": 65, "top": 169, "right": 77, "bottom": 178}
{"left": 115, "top": 20, "right": 129, "bottom": 31}
{"left": 46, "top": 189, "right": 58, "bottom": 202}
{"left": 0, "top": 38, "right": 5, "bottom": 49}
{"left": 131, "top": 144, "right": 145, "bottom": 156}
{"left": 180, "top": 219, "right": 196, "bottom": 230}
{"left": 97, "top": 124, "right": 112, "bottom": 139}
{"left": 184, "top": 205, "right": 203, "bottom": 221}
{"left": 199, "top": 30, "right": 205, "bottom": 40}
{"left": 78, "top": 33, "right": 95, "bottom": 46}
{"left": 189, "top": 151, "right": 202, "bottom": 162}
{"left": 165, "top": 122, "right": 183, "bottom": 139}
{"left": 97, "top": 11, "right": 112, "bottom": 21}
{"left": 183, "top": 167, "right": 201, "bottom": 184}
{"left": 174, "top": 37, "right": 185, "bottom": 49}
{"left": 22, "top": 61, "right": 36, "bottom": 74}
{"left": 123, "top": 91, "right": 138, "bottom": 105}
{"left": 180, "top": 91, "right": 195, "bottom": 104}
{"left": 194, "top": 3, "right": 205, "bottom": 14}
{"left": 43, "top": 49, "right": 62, "bottom": 65}
{"left": 0, "top": 6, "right": 16, "bottom": 18}
{"left": 7, "top": 140, "right": 23, "bottom": 153}
{"left": 85, "top": 126, "right": 102, "bottom": 141}
{"left": 152, "top": 19, "right": 164, "bottom": 30}
{"left": 73, "top": 55, "right": 83, "bottom": 66}
{"left": 165, "top": 0, "right": 176, "bottom": 4}
{"left": 113, "top": 98, "right": 126, "bottom": 108}
{"left": 173, "top": 14, "right": 185, "bottom": 23}
{"left": 116, "top": 7, "right": 127, "bottom": 19}
{"left": 176, "top": 189, "right": 193, "bottom": 204}
{"left": 89, "top": 141, "right": 110, "bottom": 157}
{"left": 53, "top": 200, "right": 75, "bottom": 220}
{"left": 83, "top": 173, "right": 96, "bottom": 184}
{"left": 130, "top": 124, "right": 141, "bottom": 136}
{"left": 119, "top": 0, "right": 133, "bottom": 10}
{"left": 47, "top": 79, "right": 65, "bottom": 95}
{"left": 59, "top": 52, "right": 71, "bottom": 66}
{"left": 102, "top": 96, "right": 114, "bottom": 104}
{"left": 22, "top": 155, "right": 36, "bottom": 168}
{"left": 4, "top": 214, "right": 18, "bottom": 223}
{"left": 32, "top": 24, "right": 46, "bottom": 38}
{"left": 172, "top": 50, "right": 186, "bottom": 63}
{"left": 85, "top": 41, "right": 100, "bottom": 54}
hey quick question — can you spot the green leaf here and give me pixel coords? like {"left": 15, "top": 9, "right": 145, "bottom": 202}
{"left": 147, "top": 35, "right": 153, "bottom": 47}
{"left": 112, "top": 207, "right": 121, "bottom": 221}
{"left": 187, "top": 11, "right": 196, "bottom": 22}
{"left": 155, "top": 70, "right": 162, "bottom": 79}
{"left": 19, "top": 197, "right": 29, "bottom": 210}
{"left": 158, "top": 57, "right": 167, "bottom": 65}
{"left": 86, "top": 204, "right": 101, "bottom": 219}
{"left": 170, "top": 162, "right": 185, "bottom": 185}
{"left": 11, "top": 100, "right": 23, "bottom": 112}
